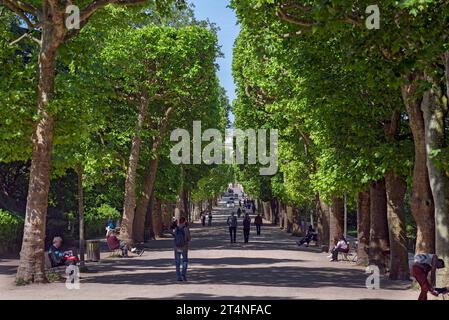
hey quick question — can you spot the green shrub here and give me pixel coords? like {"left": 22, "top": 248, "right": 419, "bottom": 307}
{"left": 0, "top": 209, "right": 24, "bottom": 253}
{"left": 85, "top": 204, "right": 120, "bottom": 238}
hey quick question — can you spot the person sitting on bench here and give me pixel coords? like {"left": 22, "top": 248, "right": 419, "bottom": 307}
{"left": 48, "top": 236, "right": 78, "bottom": 267}
{"left": 329, "top": 236, "right": 349, "bottom": 262}
{"left": 413, "top": 253, "right": 448, "bottom": 300}
{"left": 297, "top": 225, "right": 318, "bottom": 247}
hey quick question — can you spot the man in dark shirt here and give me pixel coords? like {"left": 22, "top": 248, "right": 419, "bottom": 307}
{"left": 48, "top": 236, "right": 78, "bottom": 267}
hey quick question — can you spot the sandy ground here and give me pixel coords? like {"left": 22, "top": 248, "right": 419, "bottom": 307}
{"left": 0, "top": 201, "right": 418, "bottom": 300}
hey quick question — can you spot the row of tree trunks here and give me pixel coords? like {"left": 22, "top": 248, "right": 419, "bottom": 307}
{"left": 422, "top": 63, "right": 449, "bottom": 287}
{"left": 368, "top": 179, "right": 390, "bottom": 274}
{"left": 121, "top": 92, "right": 149, "bottom": 245}
{"left": 357, "top": 191, "right": 370, "bottom": 266}
{"left": 401, "top": 73, "right": 435, "bottom": 253}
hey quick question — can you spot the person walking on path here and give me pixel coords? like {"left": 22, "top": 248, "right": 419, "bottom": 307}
{"left": 208, "top": 212, "right": 213, "bottom": 226}
{"left": 173, "top": 217, "right": 191, "bottom": 282}
{"left": 254, "top": 214, "right": 263, "bottom": 236}
{"left": 251, "top": 202, "right": 256, "bottom": 214}
{"left": 237, "top": 207, "right": 242, "bottom": 218}
{"left": 243, "top": 213, "right": 251, "bottom": 243}
{"left": 227, "top": 212, "right": 238, "bottom": 243}
{"left": 412, "top": 253, "right": 447, "bottom": 300}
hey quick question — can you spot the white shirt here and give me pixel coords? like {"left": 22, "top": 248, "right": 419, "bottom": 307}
{"left": 336, "top": 240, "right": 348, "bottom": 250}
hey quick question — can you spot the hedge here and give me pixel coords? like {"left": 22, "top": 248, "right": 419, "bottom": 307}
{"left": 0, "top": 209, "right": 23, "bottom": 254}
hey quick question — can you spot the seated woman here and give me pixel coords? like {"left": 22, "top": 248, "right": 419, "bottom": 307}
{"left": 48, "top": 236, "right": 78, "bottom": 267}
{"left": 328, "top": 236, "right": 349, "bottom": 261}
{"left": 107, "top": 230, "right": 129, "bottom": 257}
{"left": 297, "top": 225, "right": 318, "bottom": 247}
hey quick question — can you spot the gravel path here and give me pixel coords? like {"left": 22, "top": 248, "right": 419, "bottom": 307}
{"left": 0, "top": 201, "right": 417, "bottom": 300}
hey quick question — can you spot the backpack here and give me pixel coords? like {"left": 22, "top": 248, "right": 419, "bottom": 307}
{"left": 175, "top": 227, "right": 186, "bottom": 247}
{"left": 414, "top": 253, "right": 433, "bottom": 265}
{"left": 227, "top": 216, "right": 237, "bottom": 228}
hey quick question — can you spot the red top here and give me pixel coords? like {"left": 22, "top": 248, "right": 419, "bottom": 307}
{"left": 107, "top": 234, "right": 120, "bottom": 250}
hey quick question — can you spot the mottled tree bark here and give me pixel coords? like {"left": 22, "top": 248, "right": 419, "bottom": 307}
{"left": 401, "top": 74, "right": 435, "bottom": 253}
{"left": 77, "top": 166, "right": 85, "bottom": 269}
{"left": 421, "top": 66, "right": 449, "bottom": 286}
{"left": 385, "top": 172, "right": 410, "bottom": 280}
{"left": 357, "top": 191, "right": 370, "bottom": 266}
{"left": 152, "top": 198, "right": 163, "bottom": 238}
{"left": 317, "top": 194, "right": 330, "bottom": 251}
{"left": 132, "top": 106, "right": 174, "bottom": 242}
{"left": 121, "top": 91, "right": 149, "bottom": 245}
{"left": 262, "top": 201, "right": 271, "bottom": 222}
{"left": 369, "top": 179, "right": 390, "bottom": 274}
{"left": 329, "top": 196, "right": 344, "bottom": 250}
{"left": 16, "top": 17, "right": 65, "bottom": 282}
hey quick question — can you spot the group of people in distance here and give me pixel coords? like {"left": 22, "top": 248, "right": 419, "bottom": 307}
{"left": 200, "top": 211, "right": 213, "bottom": 227}
{"left": 226, "top": 211, "right": 263, "bottom": 243}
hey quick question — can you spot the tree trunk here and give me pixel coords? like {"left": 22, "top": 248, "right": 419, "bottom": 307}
{"left": 401, "top": 75, "right": 435, "bottom": 253}
{"left": 421, "top": 66, "right": 449, "bottom": 287}
{"left": 133, "top": 157, "right": 159, "bottom": 243}
{"left": 132, "top": 106, "right": 174, "bottom": 242}
{"left": 77, "top": 166, "right": 85, "bottom": 268}
{"left": 317, "top": 194, "right": 330, "bottom": 250}
{"left": 16, "top": 24, "right": 63, "bottom": 283}
{"left": 286, "top": 205, "right": 294, "bottom": 233}
{"left": 385, "top": 172, "right": 410, "bottom": 280}
{"left": 161, "top": 201, "right": 171, "bottom": 230}
{"left": 193, "top": 201, "right": 201, "bottom": 221}
{"left": 121, "top": 91, "right": 149, "bottom": 245}
{"left": 369, "top": 179, "right": 390, "bottom": 274}
{"left": 262, "top": 201, "right": 271, "bottom": 222}
{"left": 357, "top": 191, "right": 370, "bottom": 266}
{"left": 329, "top": 196, "right": 344, "bottom": 250}
{"left": 256, "top": 199, "right": 262, "bottom": 213}
{"left": 152, "top": 198, "right": 163, "bottom": 238}
{"left": 270, "top": 199, "right": 278, "bottom": 224}
{"left": 143, "top": 194, "right": 154, "bottom": 241}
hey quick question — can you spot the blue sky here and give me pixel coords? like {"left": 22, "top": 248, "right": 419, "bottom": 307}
{"left": 189, "top": 0, "right": 240, "bottom": 121}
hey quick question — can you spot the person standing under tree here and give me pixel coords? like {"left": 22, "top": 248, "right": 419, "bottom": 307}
{"left": 243, "top": 213, "right": 251, "bottom": 243}
{"left": 208, "top": 211, "right": 213, "bottom": 226}
{"left": 200, "top": 211, "right": 206, "bottom": 227}
{"left": 254, "top": 214, "right": 263, "bottom": 236}
{"left": 173, "top": 217, "right": 191, "bottom": 282}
